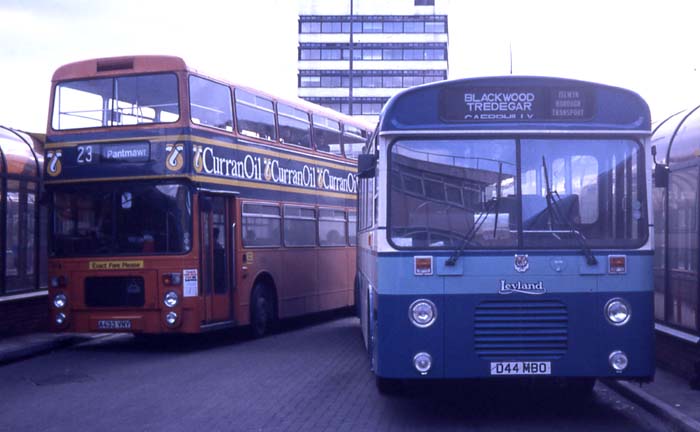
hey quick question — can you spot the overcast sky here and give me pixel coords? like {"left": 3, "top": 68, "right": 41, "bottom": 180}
{"left": 1, "top": 0, "right": 698, "bottom": 132}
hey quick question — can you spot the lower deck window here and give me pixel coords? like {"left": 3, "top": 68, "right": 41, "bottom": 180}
{"left": 284, "top": 205, "right": 316, "bottom": 247}
{"left": 242, "top": 203, "right": 281, "bottom": 247}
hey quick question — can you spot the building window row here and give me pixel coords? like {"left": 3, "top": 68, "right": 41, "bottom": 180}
{"left": 299, "top": 71, "right": 446, "bottom": 88}
{"left": 304, "top": 97, "right": 390, "bottom": 116}
{"left": 300, "top": 46, "right": 447, "bottom": 61}
{"left": 300, "top": 16, "right": 447, "bottom": 34}
{"left": 300, "top": 14, "right": 445, "bottom": 23}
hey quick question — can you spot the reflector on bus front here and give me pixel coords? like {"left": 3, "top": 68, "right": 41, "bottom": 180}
{"left": 608, "top": 255, "right": 627, "bottom": 274}
{"left": 414, "top": 256, "right": 433, "bottom": 276}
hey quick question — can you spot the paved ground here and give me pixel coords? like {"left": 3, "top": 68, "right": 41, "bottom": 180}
{"left": 0, "top": 314, "right": 696, "bottom": 432}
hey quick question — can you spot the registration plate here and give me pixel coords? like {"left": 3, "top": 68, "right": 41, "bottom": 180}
{"left": 490, "top": 361, "right": 551, "bottom": 375}
{"left": 97, "top": 319, "right": 132, "bottom": 330}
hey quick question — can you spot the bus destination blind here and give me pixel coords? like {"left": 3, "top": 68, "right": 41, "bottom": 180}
{"left": 439, "top": 86, "right": 594, "bottom": 122}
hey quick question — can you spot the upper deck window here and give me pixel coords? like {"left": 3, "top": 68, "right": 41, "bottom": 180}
{"left": 278, "top": 103, "right": 311, "bottom": 148}
{"left": 52, "top": 73, "right": 179, "bottom": 130}
{"left": 343, "top": 125, "right": 367, "bottom": 159}
{"left": 189, "top": 75, "right": 233, "bottom": 131}
{"left": 235, "top": 89, "right": 276, "bottom": 141}
{"left": 312, "top": 115, "right": 342, "bottom": 155}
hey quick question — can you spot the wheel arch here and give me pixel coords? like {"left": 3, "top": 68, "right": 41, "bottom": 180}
{"left": 250, "top": 271, "right": 278, "bottom": 320}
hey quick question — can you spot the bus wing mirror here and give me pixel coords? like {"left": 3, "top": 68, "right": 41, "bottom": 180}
{"left": 654, "top": 164, "right": 669, "bottom": 188}
{"left": 357, "top": 153, "right": 377, "bottom": 178}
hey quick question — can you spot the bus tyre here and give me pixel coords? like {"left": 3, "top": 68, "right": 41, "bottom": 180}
{"left": 353, "top": 275, "right": 360, "bottom": 318}
{"left": 250, "top": 284, "right": 274, "bottom": 338}
{"left": 376, "top": 376, "right": 403, "bottom": 395}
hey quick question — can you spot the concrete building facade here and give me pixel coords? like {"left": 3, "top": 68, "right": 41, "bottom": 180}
{"left": 298, "top": 0, "right": 449, "bottom": 123}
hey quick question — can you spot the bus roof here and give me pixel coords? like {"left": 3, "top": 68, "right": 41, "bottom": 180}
{"left": 378, "top": 76, "right": 650, "bottom": 134}
{"left": 52, "top": 55, "right": 189, "bottom": 81}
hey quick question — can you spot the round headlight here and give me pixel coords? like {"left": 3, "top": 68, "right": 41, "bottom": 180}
{"left": 165, "top": 311, "right": 178, "bottom": 326}
{"left": 609, "top": 350, "right": 629, "bottom": 372}
{"left": 605, "top": 298, "right": 631, "bottom": 326}
{"left": 55, "top": 312, "right": 67, "bottom": 325}
{"left": 413, "top": 352, "right": 433, "bottom": 375}
{"left": 163, "top": 291, "right": 179, "bottom": 308}
{"left": 53, "top": 293, "right": 67, "bottom": 309}
{"left": 409, "top": 299, "right": 437, "bottom": 328}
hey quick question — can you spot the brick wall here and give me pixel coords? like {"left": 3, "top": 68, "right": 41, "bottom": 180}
{"left": 0, "top": 295, "right": 48, "bottom": 337}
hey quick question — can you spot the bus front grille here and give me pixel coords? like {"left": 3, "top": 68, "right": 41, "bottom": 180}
{"left": 84, "top": 277, "right": 145, "bottom": 307}
{"left": 474, "top": 300, "right": 568, "bottom": 360}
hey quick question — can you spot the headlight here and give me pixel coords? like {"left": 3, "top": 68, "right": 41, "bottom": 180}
{"left": 413, "top": 352, "right": 433, "bottom": 375}
{"left": 605, "top": 298, "right": 631, "bottom": 326}
{"left": 163, "top": 291, "right": 179, "bottom": 308}
{"left": 609, "top": 350, "right": 629, "bottom": 372}
{"left": 409, "top": 299, "right": 437, "bottom": 328}
{"left": 53, "top": 293, "right": 67, "bottom": 309}
{"left": 165, "top": 311, "right": 178, "bottom": 326}
{"left": 55, "top": 312, "right": 67, "bottom": 325}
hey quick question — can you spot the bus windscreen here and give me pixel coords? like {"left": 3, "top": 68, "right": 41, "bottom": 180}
{"left": 52, "top": 73, "right": 180, "bottom": 130}
{"left": 389, "top": 137, "right": 646, "bottom": 249}
{"left": 51, "top": 183, "right": 191, "bottom": 256}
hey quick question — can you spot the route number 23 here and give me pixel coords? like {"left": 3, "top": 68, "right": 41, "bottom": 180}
{"left": 77, "top": 145, "right": 94, "bottom": 164}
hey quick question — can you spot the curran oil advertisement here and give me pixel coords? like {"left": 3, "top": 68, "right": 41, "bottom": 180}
{"left": 192, "top": 143, "right": 357, "bottom": 195}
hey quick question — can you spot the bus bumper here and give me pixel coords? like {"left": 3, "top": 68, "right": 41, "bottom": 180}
{"left": 51, "top": 307, "right": 201, "bottom": 334}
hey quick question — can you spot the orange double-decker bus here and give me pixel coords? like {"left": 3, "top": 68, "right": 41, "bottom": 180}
{"left": 45, "top": 55, "right": 373, "bottom": 336}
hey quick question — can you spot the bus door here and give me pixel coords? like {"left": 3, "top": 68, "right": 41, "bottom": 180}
{"left": 199, "top": 194, "right": 235, "bottom": 324}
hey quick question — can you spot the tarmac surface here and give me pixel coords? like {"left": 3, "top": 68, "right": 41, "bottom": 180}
{"left": 1, "top": 328, "right": 699, "bottom": 432}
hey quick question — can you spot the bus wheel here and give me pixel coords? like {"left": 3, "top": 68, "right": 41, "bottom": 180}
{"left": 353, "top": 274, "right": 360, "bottom": 318}
{"left": 376, "top": 376, "right": 403, "bottom": 396}
{"left": 250, "top": 284, "right": 274, "bottom": 338}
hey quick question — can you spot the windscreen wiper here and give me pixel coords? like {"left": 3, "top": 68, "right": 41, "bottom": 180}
{"left": 445, "top": 198, "right": 497, "bottom": 266}
{"left": 541, "top": 156, "right": 597, "bottom": 266}
{"left": 446, "top": 164, "right": 503, "bottom": 267}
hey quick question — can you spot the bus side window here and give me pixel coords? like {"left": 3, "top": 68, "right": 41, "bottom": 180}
{"left": 235, "top": 89, "right": 276, "bottom": 141}
{"left": 347, "top": 211, "right": 357, "bottom": 246}
{"left": 242, "top": 203, "right": 281, "bottom": 247}
{"left": 313, "top": 115, "right": 342, "bottom": 155}
{"left": 319, "top": 208, "right": 347, "bottom": 246}
{"left": 284, "top": 205, "right": 317, "bottom": 247}
{"left": 278, "top": 103, "right": 311, "bottom": 148}
{"left": 342, "top": 125, "right": 366, "bottom": 159}
{"left": 189, "top": 75, "right": 234, "bottom": 131}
